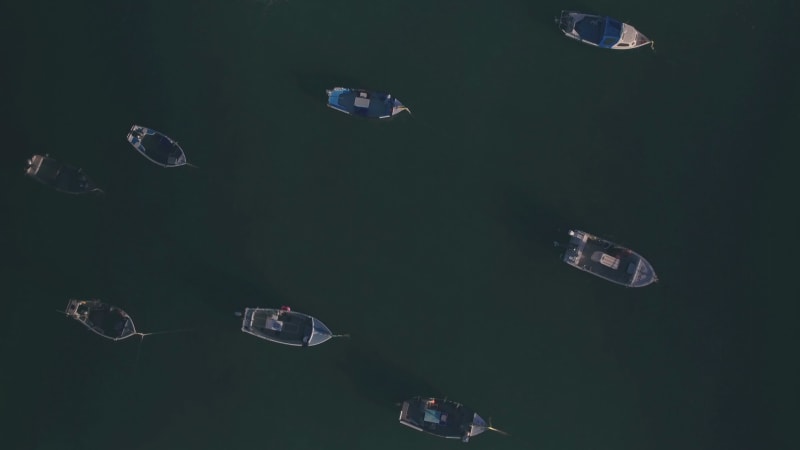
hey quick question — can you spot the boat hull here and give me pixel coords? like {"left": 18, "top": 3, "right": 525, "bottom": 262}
{"left": 557, "top": 11, "right": 651, "bottom": 50}
{"left": 126, "top": 125, "right": 189, "bottom": 167}
{"left": 65, "top": 299, "right": 137, "bottom": 341}
{"left": 562, "top": 230, "right": 657, "bottom": 287}
{"left": 398, "top": 397, "right": 488, "bottom": 443}
{"left": 326, "top": 87, "right": 409, "bottom": 119}
{"left": 241, "top": 307, "right": 333, "bottom": 347}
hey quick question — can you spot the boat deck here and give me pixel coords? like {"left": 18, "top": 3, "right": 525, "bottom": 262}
{"left": 243, "top": 309, "right": 313, "bottom": 346}
{"left": 67, "top": 300, "right": 135, "bottom": 340}
{"left": 137, "top": 133, "right": 185, "bottom": 166}
{"left": 331, "top": 90, "right": 394, "bottom": 118}
{"left": 573, "top": 15, "right": 604, "bottom": 44}
{"left": 563, "top": 231, "right": 650, "bottom": 286}
{"left": 86, "top": 307, "right": 133, "bottom": 339}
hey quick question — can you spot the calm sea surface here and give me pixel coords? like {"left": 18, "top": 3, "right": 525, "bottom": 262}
{"left": 1, "top": 1, "right": 796, "bottom": 449}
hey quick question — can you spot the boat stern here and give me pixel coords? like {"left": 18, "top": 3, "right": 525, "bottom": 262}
{"left": 557, "top": 10, "right": 577, "bottom": 34}
{"left": 563, "top": 229, "right": 588, "bottom": 264}
{"left": 240, "top": 307, "right": 256, "bottom": 333}
{"left": 127, "top": 124, "right": 145, "bottom": 149}
{"left": 398, "top": 400, "right": 422, "bottom": 429}
{"left": 325, "top": 87, "right": 348, "bottom": 112}
{"left": 25, "top": 154, "right": 45, "bottom": 177}
{"left": 64, "top": 299, "right": 82, "bottom": 318}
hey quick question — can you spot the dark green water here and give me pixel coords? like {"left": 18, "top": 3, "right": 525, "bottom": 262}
{"left": 1, "top": 1, "right": 796, "bottom": 449}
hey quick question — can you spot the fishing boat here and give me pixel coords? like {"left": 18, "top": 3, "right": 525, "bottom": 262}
{"left": 326, "top": 87, "right": 410, "bottom": 119}
{"left": 398, "top": 397, "right": 507, "bottom": 443}
{"left": 561, "top": 229, "right": 657, "bottom": 287}
{"left": 126, "top": 125, "right": 193, "bottom": 167}
{"left": 239, "top": 306, "right": 345, "bottom": 347}
{"left": 25, "top": 154, "right": 103, "bottom": 194}
{"left": 557, "top": 11, "right": 653, "bottom": 50}
{"left": 64, "top": 299, "right": 137, "bottom": 341}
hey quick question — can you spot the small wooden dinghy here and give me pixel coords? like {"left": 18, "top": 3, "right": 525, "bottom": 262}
{"left": 557, "top": 11, "right": 653, "bottom": 50}
{"left": 126, "top": 125, "right": 194, "bottom": 168}
{"left": 25, "top": 155, "right": 103, "bottom": 194}
{"left": 64, "top": 299, "right": 137, "bottom": 341}
{"left": 326, "top": 87, "right": 410, "bottom": 119}
{"left": 398, "top": 397, "right": 508, "bottom": 443}
{"left": 239, "top": 306, "right": 347, "bottom": 347}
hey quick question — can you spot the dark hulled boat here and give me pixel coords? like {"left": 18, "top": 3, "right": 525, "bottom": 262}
{"left": 25, "top": 155, "right": 102, "bottom": 194}
{"left": 126, "top": 125, "right": 192, "bottom": 168}
{"left": 64, "top": 299, "right": 137, "bottom": 341}
{"left": 398, "top": 397, "right": 506, "bottom": 443}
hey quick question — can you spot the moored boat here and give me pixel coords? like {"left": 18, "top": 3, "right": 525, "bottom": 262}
{"left": 240, "top": 306, "right": 346, "bottom": 347}
{"left": 398, "top": 396, "right": 507, "bottom": 443}
{"left": 326, "top": 87, "right": 410, "bottom": 119}
{"left": 64, "top": 299, "right": 137, "bottom": 341}
{"left": 557, "top": 11, "right": 653, "bottom": 50}
{"left": 25, "top": 154, "right": 103, "bottom": 194}
{"left": 561, "top": 229, "right": 657, "bottom": 287}
{"left": 126, "top": 125, "right": 193, "bottom": 168}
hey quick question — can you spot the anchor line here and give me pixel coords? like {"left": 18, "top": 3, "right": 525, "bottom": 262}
{"left": 488, "top": 425, "right": 510, "bottom": 436}
{"left": 135, "top": 328, "right": 195, "bottom": 338}
{"left": 486, "top": 418, "right": 510, "bottom": 436}
{"left": 134, "top": 328, "right": 194, "bottom": 368}
{"left": 135, "top": 335, "right": 145, "bottom": 367}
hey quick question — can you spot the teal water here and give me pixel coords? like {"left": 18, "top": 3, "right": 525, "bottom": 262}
{"left": 1, "top": 1, "right": 796, "bottom": 449}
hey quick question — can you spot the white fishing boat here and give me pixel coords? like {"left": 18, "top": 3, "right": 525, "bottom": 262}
{"left": 561, "top": 229, "right": 658, "bottom": 287}
{"left": 239, "top": 306, "right": 347, "bottom": 347}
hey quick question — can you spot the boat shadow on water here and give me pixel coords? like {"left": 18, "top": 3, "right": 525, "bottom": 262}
{"left": 519, "top": 1, "right": 595, "bottom": 27}
{"left": 336, "top": 344, "right": 445, "bottom": 411}
{"left": 168, "top": 258, "right": 287, "bottom": 320}
{"left": 495, "top": 188, "right": 584, "bottom": 256}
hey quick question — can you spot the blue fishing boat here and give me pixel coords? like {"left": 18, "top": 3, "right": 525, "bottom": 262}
{"left": 557, "top": 11, "right": 653, "bottom": 50}
{"left": 126, "top": 125, "right": 194, "bottom": 168}
{"left": 326, "top": 87, "right": 410, "bottom": 119}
